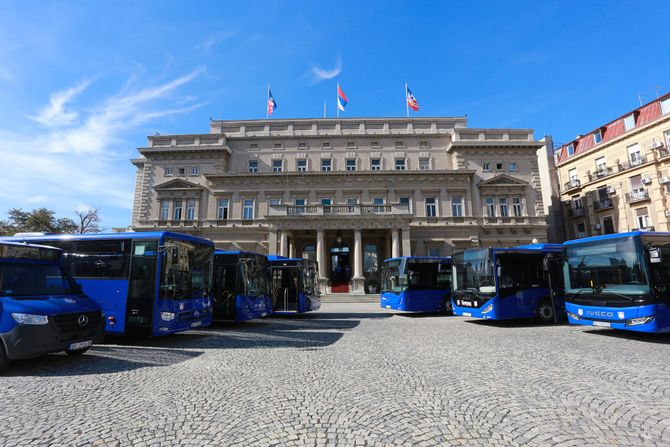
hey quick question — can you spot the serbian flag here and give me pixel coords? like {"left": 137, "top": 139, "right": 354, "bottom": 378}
{"left": 267, "top": 87, "right": 277, "bottom": 116}
{"left": 337, "top": 83, "right": 348, "bottom": 111}
{"left": 406, "top": 85, "right": 419, "bottom": 112}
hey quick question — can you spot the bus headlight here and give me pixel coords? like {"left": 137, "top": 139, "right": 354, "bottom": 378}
{"left": 481, "top": 304, "right": 493, "bottom": 314}
{"left": 160, "top": 312, "right": 176, "bottom": 321}
{"left": 626, "top": 316, "right": 655, "bottom": 326}
{"left": 567, "top": 312, "right": 581, "bottom": 321}
{"left": 12, "top": 313, "right": 49, "bottom": 325}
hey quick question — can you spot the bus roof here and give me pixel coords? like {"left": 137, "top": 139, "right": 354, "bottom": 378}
{"left": 215, "top": 250, "right": 267, "bottom": 257}
{"left": 513, "top": 243, "right": 563, "bottom": 250}
{"left": 563, "top": 231, "right": 670, "bottom": 246}
{"left": 383, "top": 256, "right": 451, "bottom": 263}
{"left": 0, "top": 240, "right": 61, "bottom": 261}
{"left": 5, "top": 231, "right": 214, "bottom": 246}
{"left": 268, "top": 255, "right": 304, "bottom": 262}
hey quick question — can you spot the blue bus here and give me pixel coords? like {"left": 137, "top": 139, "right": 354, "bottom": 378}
{"left": 4, "top": 232, "right": 214, "bottom": 336}
{"left": 380, "top": 257, "right": 453, "bottom": 313}
{"left": 268, "top": 256, "right": 321, "bottom": 313}
{"left": 0, "top": 241, "right": 105, "bottom": 370}
{"left": 564, "top": 231, "right": 670, "bottom": 333}
{"left": 212, "top": 251, "right": 273, "bottom": 321}
{"left": 451, "top": 244, "right": 564, "bottom": 323}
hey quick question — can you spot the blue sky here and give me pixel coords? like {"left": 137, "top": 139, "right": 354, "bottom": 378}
{"left": 0, "top": 0, "right": 669, "bottom": 228}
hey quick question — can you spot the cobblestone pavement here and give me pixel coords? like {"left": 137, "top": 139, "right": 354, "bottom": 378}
{"left": 2, "top": 302, "right": 670, "bottom": 446}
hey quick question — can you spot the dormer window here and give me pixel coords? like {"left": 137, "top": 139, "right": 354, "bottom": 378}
{"left": 593, "top": 130, "right": 602, "bottom": 144}
{"left": 567, "top": 144, "right": 575, "bottom": 156}
{"left": 624, "top": 114, "right": 636, "bottom": 131}
{"left": 662, "top": 97, "right": 670, "bottom": 115}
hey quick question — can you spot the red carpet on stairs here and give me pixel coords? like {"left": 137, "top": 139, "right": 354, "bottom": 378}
{"left": 330, "top": 282, "right": 349, "bottom": 293}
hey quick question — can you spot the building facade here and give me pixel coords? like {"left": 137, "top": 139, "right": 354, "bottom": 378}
{"left": 555, "top": 93, "right": 670, "bottom": 240}
{"left": 131, "top": 117, "right": 552, "bottom": 294}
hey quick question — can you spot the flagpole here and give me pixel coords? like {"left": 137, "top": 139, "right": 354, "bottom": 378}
{"left": 323, "top": 100, "right": 327, "bottom": 118}
{"left": 336, "top": 83, "right": 339, "bottom": 118}
{"left": 266, "top": 84, "right": 269, "bottom": 119}
{"left": 405, "top": 82, "right": 409, "bottom": 118}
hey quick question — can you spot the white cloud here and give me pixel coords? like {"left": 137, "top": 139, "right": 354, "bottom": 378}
{"left": 0, "top": 67, "right": 206, "bottom": 226}
{"left": 29, "top": 80, "right": 90, "bottom": 126}
{"left": 309, "top": 58, "right": 342, "bottom": 83}
{"left": 197, "top": 31, "right": 237, "bottom": 53}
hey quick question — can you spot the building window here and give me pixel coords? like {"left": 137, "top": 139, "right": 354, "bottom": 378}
{"left": 499, "top": 197, "right": 509, "bottom": 217}
{"left": 346, "top": 142, "right": 356, "bottom": 149}
{"left": 425, "top": 197, "right": 437, "bottom": 217}
{"left": 576, "top": 222, "right": 586, "bottom": 237}
{"left": 636, "top": 207, "right": 651, "bottom": 229}
{"left": 190, "top": 166, "right": 199, "bottom": 176}
{"left": 624, "top": 114, "right": 636, "bottom": 131}
{"left": 567, "top": 144, "right": 575, "bottom": 156}
{"left": 346, "top": 197, "right": 358, "bottom": 212}
{"left": 627, "top": 143, "right": 642, "bottom": 166}
{"left": 428, "top": 248, "right": 440, "bottom": 257}
{"left": 296, "top": 159, "right": 307, "bottom": 172}
{"left": 272, "top": 159, "right": 283, "bottom": 172}
{"left": 370, "top": 158, "right": 381, "bottom": 171}
{"left": 298, "top": 142, "right": 308, "bottom": 150}
{"left": 268, "top": 198, "right": 281, "bottom": 206}
{"left": 273, "top": 143, "right": 283, "bottom": 150}
{"left": 249, "top": 143, "right": 258, "bottom": 150}
{"left": 508, "top": 162, "right": 517, "bottom": 172}
{"left": 160, "top": 201, "right": 170, "bottom": 220}
{"left": 164, "top": 167, "right": 173, "bottom": 177}
{"left": 665, "top": 129, "right": 670, "bottom": 148}
{"left": 186, "top": 199, "right": 196, "bottom": 220}
{"left": 595, "top": 156, "right": 607, "bottom": 175}
{"left": 512, "top": 197, "right": 522, "bottom": 217}
{"left": 217, "top": 199, "right": 229, "bottom": 220}
{"left": 321, "top": 142, "right": 331, "bottom": 149}
{"left": 248, "top": 160, "right": 258, "bottom": 173}
{"left": 321, "top": 159, "right": 332, "bottom": 172}
{"left": 395, "top": 158, "right": 406, "bottom": 171}
{"left": 482, "top": 162, "right": 491, "bottom": 172}
{"left": 243, "top": 199, "right": 254, "bottom": 220}
{"left": 395, "top": 141, "right": 405, "bottom": 148}
{"left": 321, "top": 198, "right": 332, "bottom": 213}
{"left": 603, "top": 215, "right": 615, "bottom": 234}
{"left": 485, "top": 197, "right": 495, "bottom": 217}
{"left": 346, "top": 159, "right": 357, "bottom": 171}
{"left": 173, "top": 200, "right": 183, "bottom": 220}
{"left": 178, "top": 167, "right": 186, "bottom": 176}
{"left": 370, "top": 141, "right": 380, "bottom": 149}
{"left": 496, "top": 162, "right": 504, "bottom": 171}
{"left": 419, "top": 141, "right": 430, "bottom": 149}
{"left": 399, "top": 197, "right": 410, "bottom": 212}
{"left": 372, "top": 197, "right": 385, "bottom": 212}
{"left": 662, "top": 98, "right": 670, "bottom": 115}
{"left": 364, "top": 243, "right": 379, "bottom": 273}
{"left": 419, "top": 158, "right": 430, "bottom": 170}
{"left": 451, "top": 197, "right": 463, "bottom": 217}
{"left": 294, "top": 198, "right": 306, "bottom": 214}
{"left": 630, "top": 174, "right": 644, "bottom": 194}
{"left": 594, "top": 130, "right": 602, "bottom": 144}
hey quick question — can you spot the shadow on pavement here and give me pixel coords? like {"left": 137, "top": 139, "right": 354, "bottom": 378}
{"left": 394, "top": 312, "right": 449, "bottom": 318}
{"left": 465, "top": 318, "right": 569, "bottom": 328}
{"left": 582, "top": 329, "right": 670, "bottom": 344}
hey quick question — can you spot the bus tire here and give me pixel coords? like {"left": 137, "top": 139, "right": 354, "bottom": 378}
{"left": 536, "top": 299, "right": 555, "bottom": 324}
{"left": 65, "top": 347, "right": 89, "bottom": 356}
{"left": 0, "top": 343, "right": 9, "bottom": 372}
{"left": 442, "top": 298, "right": 453, "bottom": 315}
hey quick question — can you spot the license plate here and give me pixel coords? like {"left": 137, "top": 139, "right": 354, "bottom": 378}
{"left": 461, "top": 302, "right": 473, "bottom": 307}
{"left": 462, "top": 312, "right": 472, "bottom": 317}
{"left": 593, "top": 321, "right": 611, "bottom": 328}
{"left": 191, "top": 321, "right": 202, "bottom": 328}
{"left": 68, "top": 340, "right": 92, "bottom": 350}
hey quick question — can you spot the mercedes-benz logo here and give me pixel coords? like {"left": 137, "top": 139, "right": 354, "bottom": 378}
{"left": 194, "top": 310, "right": 200, "bottom": 318}
{"left": 77, "top": 314, "right": 89, "bottom": 327}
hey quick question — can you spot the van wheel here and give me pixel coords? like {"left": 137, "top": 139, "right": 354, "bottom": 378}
{"left": 0, "top": 343, "right": 10, "bottom": 372}
{"left": 442, "top": 298, "right": 453, "bottom": 315}
{"left": 537, "top": 299, "right": 555, "bottom": 324}
{"left": 66, "top": 347, "right": 89, "bottom": 356}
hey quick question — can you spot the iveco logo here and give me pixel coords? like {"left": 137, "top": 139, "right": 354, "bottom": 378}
{"left": 587, "top": 310, "right": 614, "bottom": 318}
{"left": 77, "top": 314, "right": 89, "bottom": 327}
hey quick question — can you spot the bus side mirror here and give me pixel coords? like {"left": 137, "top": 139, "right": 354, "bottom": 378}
{"left": 649, "top": 247, "right": 662, "bottom": 264}
{"left": 496, "top": 266, "right": 502, "bottom": 278}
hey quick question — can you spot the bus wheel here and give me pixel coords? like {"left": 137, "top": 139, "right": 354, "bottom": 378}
{"left": 536, "top": 299, "right": 555, "bottom": 324}
{"left": 65, "top": 347, "right": 90, "bottom": 356}
{"left": 442, "top": 298, "right": 453, "bottom": 315}
{"left": 0, "top": 344, "right": 9, "bottom": 372}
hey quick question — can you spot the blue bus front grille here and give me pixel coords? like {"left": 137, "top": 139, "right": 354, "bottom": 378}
{"left": 51, "top": 311, "right": 102, "bottom": 334}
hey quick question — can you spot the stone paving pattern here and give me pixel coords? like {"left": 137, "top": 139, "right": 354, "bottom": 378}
{"left": 2, "top": 302, "right": 670, "bottom": 446}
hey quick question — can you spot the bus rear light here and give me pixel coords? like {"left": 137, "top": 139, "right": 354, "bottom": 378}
{"left": 626, "top": 316, "right": 655, "bottom": 326}
{"left": 481, "top": 304, "right": 493, "bottom": 314}
{"left": 160, "top": 312, "right": 176, "bottom": 321}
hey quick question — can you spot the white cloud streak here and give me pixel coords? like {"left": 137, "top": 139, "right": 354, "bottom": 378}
{"left": 309, "top": 58, "right": 342, "bottom": 83}
{"left": 29, "top": 80, "right": 90, "bottom": 126}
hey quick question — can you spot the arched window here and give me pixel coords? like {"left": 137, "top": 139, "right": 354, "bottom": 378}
{"left": 302, "top": 244, "right": 316, "bottom": 261}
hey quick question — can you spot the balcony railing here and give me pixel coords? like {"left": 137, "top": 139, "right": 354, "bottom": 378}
{"left": 568, "top": 207, "right": 585, "bottom": 217}
{"left": 268, "top": 203, "right": 412, "bottom": 217}
{"left": 593, "top": 199, "right": 613, "bottom": 210}
{"left": 625, "top": 190, "right": 650, "bottom": 203}
{"left": 563, "top": 179, "right": 581, "bottom": 191}
{"left": 591, "top": 167, "right": 613, "bottom": 180}
{"left": 575, "top": 232, "right": 587, "bottom": 239}
{"left": 619, "top": 155, "right": 647, "bottom": 171}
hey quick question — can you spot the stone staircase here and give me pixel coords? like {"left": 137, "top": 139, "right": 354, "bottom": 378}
{"left": 320, "top": 294, "right": 380, "bottom": 304}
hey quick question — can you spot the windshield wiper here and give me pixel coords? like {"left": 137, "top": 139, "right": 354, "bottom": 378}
{"left": 597, "top": 290, "right": 638, "bottom": 302}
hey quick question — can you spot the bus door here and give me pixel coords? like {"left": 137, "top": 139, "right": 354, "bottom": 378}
{"left": 125, "top": 240, "right": 158, "bottom": 331}
{"left": 543, "top": 253, "right": 565, "bottom": 320}
{"left": 213, "top": 262, "right": 237, "bottom": 320}
{"left": 272, "top": 266, "right": 299, "bottom": 311}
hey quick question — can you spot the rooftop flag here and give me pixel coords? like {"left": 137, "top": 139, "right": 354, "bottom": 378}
{"left": 337, "top": 83, "right": 348, "bottom": 115}
{"left": 406, "top": 85, "right": 419, "bottom": 112}
{"left": 267, "top": 85, "right": 277, "bottom": 118}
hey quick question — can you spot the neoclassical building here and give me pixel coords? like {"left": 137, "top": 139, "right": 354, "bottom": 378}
{"left": 131, "top": 117, "right": 554, "bottom": 294}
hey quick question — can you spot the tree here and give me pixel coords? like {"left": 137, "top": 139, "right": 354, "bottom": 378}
{"left": 0, "top": 207, "right": 100, "bottom": 236}
{"left": 75, "top": 208, "right": 102, "bottom": 233}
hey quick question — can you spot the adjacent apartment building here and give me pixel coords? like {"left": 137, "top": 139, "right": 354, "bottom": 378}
{"left": 131, "top": 117, "right": 555, "bottom": 294}
{"left": 555, "top": 93, "right": 670, "bottom": 239}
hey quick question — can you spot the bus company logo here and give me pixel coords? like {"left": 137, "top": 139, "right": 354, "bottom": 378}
{"left": 77, "top": 314, "right": 89, "bottom": 327}
{"left": 577, "top": 308, "right": 583, "bottom": 316}
{"left": 618, "top": 311, "right": 625, "bottom": 319}
{"left": 194, "top": 310, "right": 200, "bottom": 318}
{"left": 179, "top": 303, "right": 185, "bottom": 311}
{"left": 586, "top": 310, "right": 614, "bottom": 318}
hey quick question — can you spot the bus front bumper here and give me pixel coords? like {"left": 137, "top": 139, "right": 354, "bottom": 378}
{"left": 452, "top": 298, "right": 496, "bottom": 319}
{"left": 565, "top": 303, "right": 666, "bottom": 333}
{"left": 1, "top": 322, "right": 105, "bottom": 360}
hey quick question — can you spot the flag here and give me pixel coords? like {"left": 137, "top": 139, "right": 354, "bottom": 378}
{"left": 267, "top": 88, "right": 277, "bottom": 116}
{"left": 406, "top": 86, "right": 419, "bottom": 112}
{"left": 337, "top": 83, "right": 348, "bottom": 112}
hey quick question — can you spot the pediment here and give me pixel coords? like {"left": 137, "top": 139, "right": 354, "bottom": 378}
{"left": 155, "top": 179, "right": 203, "bottom": 190}
{"left": 479, "top": 174, "right": 528, "bottom": 187}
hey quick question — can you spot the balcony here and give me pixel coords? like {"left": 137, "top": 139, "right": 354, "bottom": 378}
{"left": 625, "top": 190, "right": 650, "bottom": 203}
{"left": 618, "top": 155, "right": 647, "bottom": 171}
{"left": 268, "top": 203, "right": 412, "bottom": 217}
{"left": 575, "top": 232, "right": 587, "bottom": 239}
{"left": 563, "top": 179, "right": 581, "bottom": 191}
{"left": 593, "top": 199, "right": 614, "bottom": 210}
{"left": 591, "top": 167, "right": 613, "bottom": 180}
{"left": 568, "top": 207, "right": 585, "bottom": 217}
{"left": 658, "top": 149, "right": 670, "bottom": 160}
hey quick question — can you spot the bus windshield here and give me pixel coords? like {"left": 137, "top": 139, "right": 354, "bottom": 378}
{"left": 406, "top": 260, "right": 451, "bottom": 291}
{"left": 453, "top": 249, "right": 495, "bottom": 296}
{"left": 381, "top": 260, "right": 405, "bottom": 292}
{"left": 160, "top": 238, "right": 213, "bottom": 300}
{"left": 240, "top": 255, "right": 270, "bottom": 297}
{"left": 0, "top": 262, "right": 76, "bottom": 297}
{"left": 564, "top": 236, "right": 650, "bottom": 298}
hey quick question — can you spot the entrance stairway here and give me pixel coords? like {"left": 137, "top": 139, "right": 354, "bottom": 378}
{"left": 320, "top": 294, "right": 380, "bottom": 304}
{"left": 330, "top": 282, "right": 349, "bottom": 293}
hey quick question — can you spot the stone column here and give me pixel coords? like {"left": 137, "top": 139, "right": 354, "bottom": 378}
{"left": 316, "top": 229, "right": 329, "bottom": 293}
{"left": 391, "top": 229, "right": 400, "bottom": 258}
{"left": 401, "top": 227, "right": 411, "bottom": 256}
{"left": 352, "top": 228, "right": 365, "bottom": 294}
{"left": 268, "top": 230, "right": 278, "bottom": 255}
{"left": 289, "top": 237, "right": 296, "bottom": 258}
{"left": 280, "top": 231, "right": 288, "bottom": 257}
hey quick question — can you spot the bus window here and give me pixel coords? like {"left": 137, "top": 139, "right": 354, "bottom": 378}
{"left": 67, "top": 239, "right": 131, "bottom": 278}
{"left": 497, "top": 254, "right": 545, "bottom": 295}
